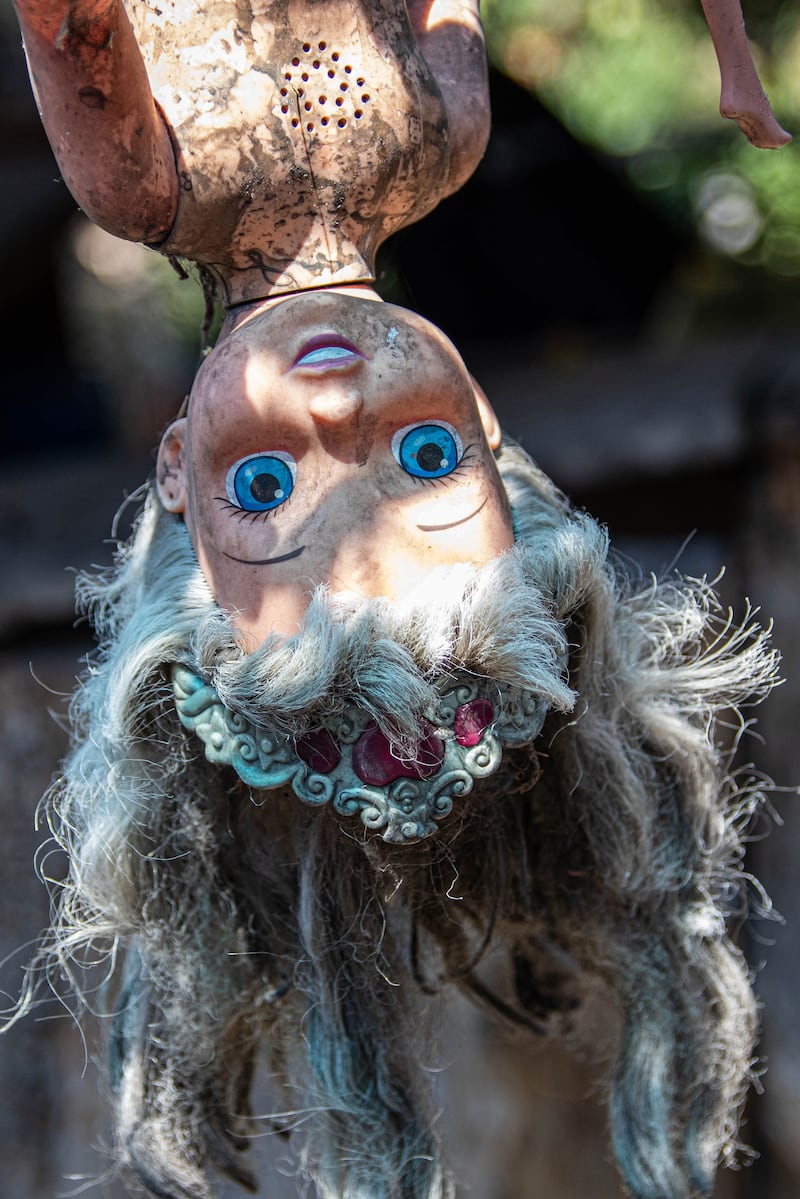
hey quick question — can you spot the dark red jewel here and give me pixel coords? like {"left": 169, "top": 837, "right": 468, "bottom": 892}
{"left": 352, "top": 722, "right": 445, "bottom": 786}
{"left": 453, "top": 698, "right": 495, "bottom": 747}
{"left": 294, "top": 727, "right": 341, "bottom": 773}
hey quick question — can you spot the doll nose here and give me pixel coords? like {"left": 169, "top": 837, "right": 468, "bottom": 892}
{"left": 308, "top": 389, "right": 364, "bottom": 427}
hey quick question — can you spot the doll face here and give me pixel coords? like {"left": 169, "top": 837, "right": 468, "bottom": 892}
{"left": 158, "top": 290, "right": 514, "bottom": 645}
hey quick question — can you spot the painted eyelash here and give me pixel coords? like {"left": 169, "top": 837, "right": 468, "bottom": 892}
{"left": 409, "top": 444, "right": 477, "bottom": 488}
{"left": 214, "top": 496, "right": 289, "bottom": 523}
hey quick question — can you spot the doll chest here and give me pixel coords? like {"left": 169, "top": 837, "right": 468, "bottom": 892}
{"left": 125, "top": 0, "right": 452, "bottom": 301}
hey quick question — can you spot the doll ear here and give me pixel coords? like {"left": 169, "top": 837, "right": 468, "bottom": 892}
{"left": 471, "top": 377, "right": 503, "bottom": 450}
{"left": 156, "top": 418, "right": 189, "bottom": 513}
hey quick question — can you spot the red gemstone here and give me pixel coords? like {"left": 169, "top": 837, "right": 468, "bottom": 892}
{"left": 453, "top": 698, "right": 495, "bottom": 747}
{"left": 352, "top": 722, "right": 445, "bottom": 786}
{"left": 294, "top": 728, "right": 341, "bottom": 773}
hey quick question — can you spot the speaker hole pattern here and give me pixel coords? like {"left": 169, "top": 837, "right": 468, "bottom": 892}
{"left": 281, "top": 42, "right": 371, "bottom": 133}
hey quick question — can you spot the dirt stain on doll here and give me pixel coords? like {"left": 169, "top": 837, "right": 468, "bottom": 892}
{"left": 353, "top": 411, "right": 378, "bottom": 466}
{"left": 78, "top": 85, "right": 106, "bottom": 109}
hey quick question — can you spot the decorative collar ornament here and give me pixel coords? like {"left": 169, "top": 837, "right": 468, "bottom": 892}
{"left": 171, "top": 664, "right": 550, "bottom": 843}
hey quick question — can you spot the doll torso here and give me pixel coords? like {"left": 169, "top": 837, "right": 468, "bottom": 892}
{"left": 127, "top": 0, "right": 456, "bottom": 305}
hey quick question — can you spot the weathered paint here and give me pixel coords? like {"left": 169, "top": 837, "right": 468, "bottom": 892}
{"left": 14, "top": 0, "right": 490, "bottom": 304}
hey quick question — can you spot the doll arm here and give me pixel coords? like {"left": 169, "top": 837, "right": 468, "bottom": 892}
{"left": 13, "top": 0, "right": 178, "bottom": 242}
{"left": 408, "top": 0, "right": 491, "bottom": 194}
{"left": 700, "top": 0, "right": 790, "bottom": 148}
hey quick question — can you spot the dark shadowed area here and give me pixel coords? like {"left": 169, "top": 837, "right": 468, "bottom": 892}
{"left": 1, "top": 0, "right": 799, "bottom": 1194}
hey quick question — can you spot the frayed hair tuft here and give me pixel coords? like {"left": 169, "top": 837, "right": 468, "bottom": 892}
{"left": 7, "top": 440, "right": 779, "bottom": 1199}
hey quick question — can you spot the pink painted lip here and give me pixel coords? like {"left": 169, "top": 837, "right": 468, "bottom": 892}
{"left": 292, "top": 334, "right": 366, "bottom": 370}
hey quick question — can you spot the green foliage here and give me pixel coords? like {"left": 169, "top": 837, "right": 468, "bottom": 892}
{"left": 483, "top": 0, "right": 800, "bottom": 291}
{"left": 149, "top": 256, "right": 224, "bottom": 351}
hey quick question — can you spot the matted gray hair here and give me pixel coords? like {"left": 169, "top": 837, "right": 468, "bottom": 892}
{"left": 12, "top": 441, "right": 777, "bottom": 1199}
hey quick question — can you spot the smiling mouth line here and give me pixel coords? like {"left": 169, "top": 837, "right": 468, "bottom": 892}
{"left": 223, "top": 545, "right": 306, "bottom": 566}
{"left": 416, "top": 496, "right": 488, "bottom": 532}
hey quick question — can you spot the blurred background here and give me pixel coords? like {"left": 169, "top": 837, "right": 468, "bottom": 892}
{"left": 1, "top": 0, "right": 799, "bottom": 1195}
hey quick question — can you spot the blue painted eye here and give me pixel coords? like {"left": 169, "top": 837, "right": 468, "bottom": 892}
{"left": 391, "top": 422, "right": 463, "bottom": 479}
{"left": 226, "top": 452, "right": 296, "bottom": 512}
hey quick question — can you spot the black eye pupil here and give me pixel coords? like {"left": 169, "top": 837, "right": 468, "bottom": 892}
{"left": 416, "top": 442, "right": 443, "bottom": 472}
{"left": 250, "top": 472, "right": 281, "bottom": 503}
